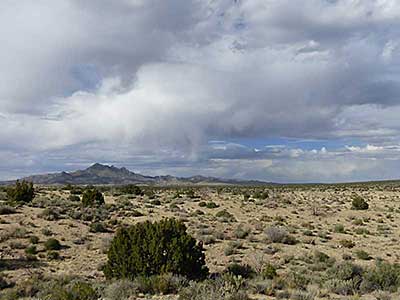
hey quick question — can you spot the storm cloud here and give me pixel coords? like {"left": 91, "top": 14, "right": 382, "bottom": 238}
{"left": 1, "top": 0, "right": 400, "bottom": 182}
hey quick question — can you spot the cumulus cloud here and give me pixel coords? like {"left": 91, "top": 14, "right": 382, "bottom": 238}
{"left": 1, "top": 0, "right": 400, "bottom": 182}
{"left": 0, "top": 0, "right": 203, "bottom": 113}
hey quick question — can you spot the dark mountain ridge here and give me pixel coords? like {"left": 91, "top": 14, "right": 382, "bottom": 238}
{"left": 2, "top": 163, "right": 270, "bottom": 186}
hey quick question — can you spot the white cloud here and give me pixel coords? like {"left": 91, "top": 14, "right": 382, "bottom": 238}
{"left": 346, "top": 144, "right": 386, "bottom": 153}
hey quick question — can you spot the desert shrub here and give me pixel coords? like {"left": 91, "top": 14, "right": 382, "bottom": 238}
{"left": 168, "top": 203, "right": 179, "bottom": 211}
{"left": 225, "top": 263, "right": 255, "bottom": 279}
{"left": 131, "top": 273, "right": 187, "bottom": 295}
{"left": 327, "top": 262, "right": 363, "bottom": 283}
{"left": 0, "top": 205, "right": 16, "bottom": 215}
{"left": 324, "top": 278, "right": 360, "bottom": 295}
{"left": 250, "top": 278, "right": 276, "bottom": 296}
{"left": 377, "top": 224, "right": 391, "bottom": 234}
{"left": 303, "top": 229, "right": 313, "bottom": 236}
{"left": 290, "top": 290, "right": 316, "bottom": 300}
{"left": 0, "top": 226, "right": 28, "bottom": 242}
{"left": 68, "top": 195, "right": 80, "bottom": 202}
{"left": 274, "top": 215, "right": 285, "bottom": 223}
{"left": 108, "top": 218, "right": 118, "bottom": 226}
{"left": 120, "top": 185, "right": 144, "bottom": 196}
{"left": 234, "top": 224, "right": 250, "bottom": 239}
{"left": 42, "top": 227, "right": 53, "bottom": 236}
{"left": 47, "top": 251, "right": 61, "bottom": 260}
{"left": 313, "top": 250, "right": 330, "bottom": 263}
{"left": 145, "top": 189, "right": 156, "bottom": 199}
{"left": 0, "top": 191, "right": 6, "bottom": 201}
{"left": 34, "top": 278, "right": 98, "bottom": 300}
{"left": 129, "top": 209, "right": 144, "bottom": 217}
{"left": 101, "top": 279, "right": 138, "bottom": 300}
{"left": 352, "top": 196, "right": 369, "bottom": 210}
{"left": 355, "top": 227, "right": 370, "bottom": 235}
{"left": 10, "top": 241, "right": 25, "bottom": 249}
{"left": 339, "top": 239, "right": 355, "bottom": 248}
{"left": 6, "top": 180, "right": 35, "bottom": 203}
{"left": 206, "top": 201, "right": 219, "bottom": 209}
{"left": 0, "top": 289, "right": 20, "bottom": 300}
{"left": 70, "top": 187, "right": 83, "bottom": 195}
{"left": 25, "top": 254, "right": 38, "bottom": 263}
{"left": 103, "top": 218, "right": 208, "bottom": 280}
{"left": 334, "top": 224, "right": 345, "bottom": 233}
{"left": 25, "top": 245, "right": 37, "bottom": 255}
{"left": 82, "top": 187, "right": 104, "bottom": 207}
{"left": 191, "top": 209, "right": 204, "bottom": 216}
{"left": 29, "top": 235, "right": 39, "bottom": 244}
{"left": 355, "top": 250, "right": 371, "bottom": 260}
{"left": 342, "top": 253, "right": 353, "bottom": 261}
{"left": 179, "top": 277, "right": 250, "bottom": 300}
{"left": 30, "top": 196, "right": 53, "bottom": 208}
{"left": 310, "top": 251, "right": 336, "bottom": 271}
{"left": 265, "top": 226, "right": 297, "bottom": 245}
{"left": 76, "top": 206, "right": 109, "bottom": 222}
{"left": 253, "top": 190, "right": 269, "bottom": 199}
{"left": 261, "top": 263, "right": 277, "bottom": 279}
{"left": 44, "top": 238, "right": 62, "bottom": 250}
{"left": 216, "top": 210, "right": 236, "bottom": 222}
{"left": 243, "top": 193, "right": 250, "bottom": 201}
{"left": 186, "top": 189, "right": 198, "bottom": 199}
{"left": 66, "top": 281, "right": 98, "bottom": 299}
{"left": 13, "top": 226, "right": 28, "bottom": 238}
{"left": 40, "top": 208, "right": 60, "bottom": 221}
{"left": 173, "top": 191, "right": 182, "bottom": 199}
{"left": 283, "top": 272, "right": 310, "bottom": 290}
{"left": 150, "top": 199, "right": 161, "bottom": 206}
{"left": 224, "top": 241, "right": 241, "bottom": 256}
{"left": 199, "top": 235, "right": 216, "bottom": 245}
{"left": 360, "top": 261, "right": 400, "bottom": 293}
{"left": 89, "top": 222, "right": 108, "bottom": 233}
{"left": 224, "top": 248, "right": 236, "bottom": 259}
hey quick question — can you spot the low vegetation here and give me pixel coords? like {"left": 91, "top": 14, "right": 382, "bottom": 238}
{"left": 6, "top": 180, "right": 35, "bottom": 203}
{"left": 1, "top": 182, "right": 400, "bottom": 299}
{"left": 103, "top": 218, "right": 208, "bottom": 280}
{"left": 352, "top": 195, "right": 369, "bottom": 210}
{"left": 82, "top": 186, "right": 105, "bottom": 207}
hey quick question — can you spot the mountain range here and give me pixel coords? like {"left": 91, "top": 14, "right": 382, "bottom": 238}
{"left": 2, "top": 163, "right": 270, "bottom": 186}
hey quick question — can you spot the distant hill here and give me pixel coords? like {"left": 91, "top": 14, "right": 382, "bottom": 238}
{"left": 2, "top": 163, "right": 271, "bottom": 186}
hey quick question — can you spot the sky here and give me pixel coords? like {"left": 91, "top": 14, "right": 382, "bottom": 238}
{"left": 1, "top": 0, "right": 400, "bottom": 183}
